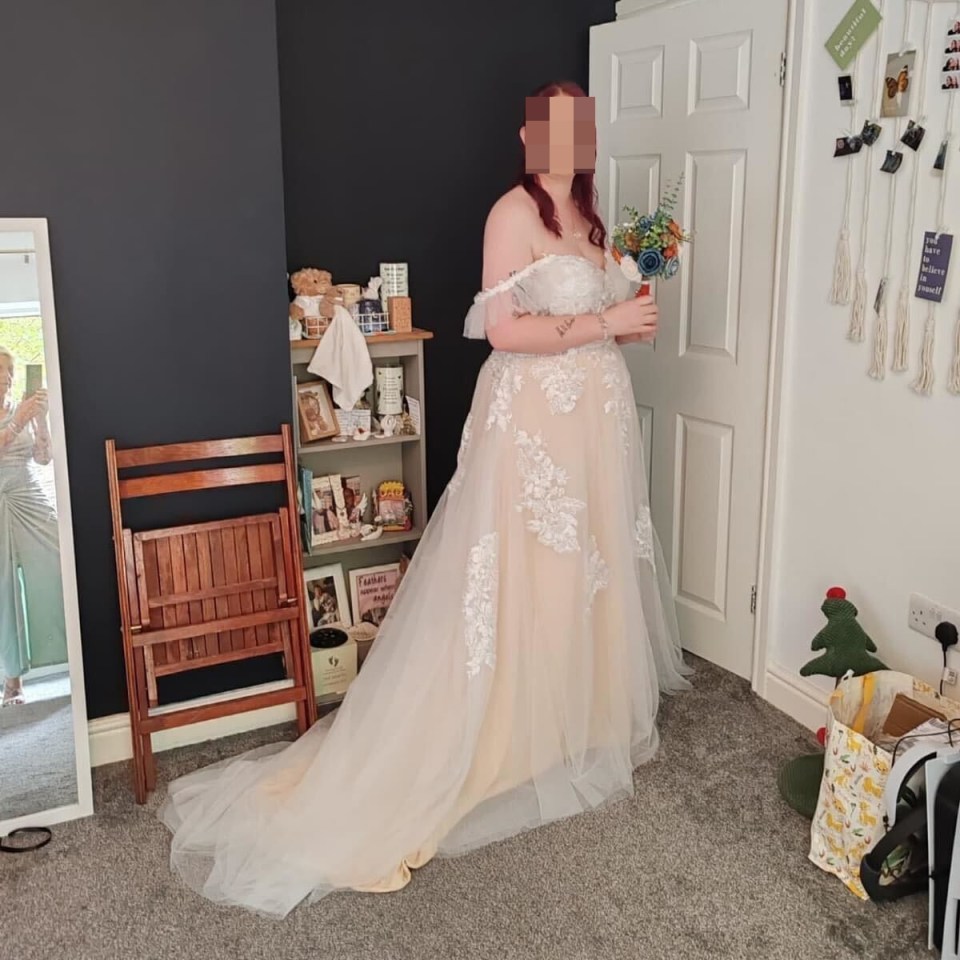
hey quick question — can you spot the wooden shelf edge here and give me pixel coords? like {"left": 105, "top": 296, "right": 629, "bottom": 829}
{"left": 292, "top": 328, "right": 433, "bottom": 352}
{"left": 303, "top": 527, "right": 422, "bottom": 561}
{"left": 299, "top": 433, "right": 421, "bottom": 454}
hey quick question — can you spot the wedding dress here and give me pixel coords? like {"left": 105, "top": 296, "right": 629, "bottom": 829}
{"left": 160, "top": 252, "right": 691, "bottom": 917}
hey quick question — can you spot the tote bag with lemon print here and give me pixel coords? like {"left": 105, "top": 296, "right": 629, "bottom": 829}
{"left": 810, "top": 670, "right": 960, "bottom": 899}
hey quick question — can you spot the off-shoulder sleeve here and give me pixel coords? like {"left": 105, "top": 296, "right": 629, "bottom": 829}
{"left": 462, "top": 260, "right": 542, "bottom": 340}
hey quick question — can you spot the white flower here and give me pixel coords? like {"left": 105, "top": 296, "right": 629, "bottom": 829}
{"left": 619, "top": 256, "right": 640, "bottom": 281}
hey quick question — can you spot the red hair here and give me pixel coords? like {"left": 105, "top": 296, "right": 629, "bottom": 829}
{"left": 518, "top": 80, "right": 606, "bottom": 249}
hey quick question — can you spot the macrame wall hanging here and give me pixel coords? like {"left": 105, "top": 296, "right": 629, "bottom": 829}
{"left": 830, "top": 8, "right": 881, "bottom": 306}
{"left": 868, "top": 6, "right": 916, "bottom": 378}
{"left": 891, "top": 0, "right": 936, "bottom": 373}
{"left": 914, "top": 1, "right": 960, "bottom": 394}
{"left": 848, "top": 1, "right": 890, "bottom": 336}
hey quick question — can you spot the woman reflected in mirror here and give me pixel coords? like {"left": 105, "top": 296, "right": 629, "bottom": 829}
{"left": 0, "top": 347, "right": 64, "bottom": 707}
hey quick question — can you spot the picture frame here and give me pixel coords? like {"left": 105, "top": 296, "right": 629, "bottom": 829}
{"left": 311, "top": 476, "right": 340, "bottom": 546}
{"left": 297, "top": 380, "right": 339, "bottom": 445}
{"left": 349, "top": 562, "right": 402, "bottom": 628}
{"left": 304, "top": 563, "right": 351, "bottom": 631}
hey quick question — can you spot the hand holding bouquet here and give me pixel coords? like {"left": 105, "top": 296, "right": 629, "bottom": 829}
{"left": 610, "top": 176, "right": 691, "bottom": 296}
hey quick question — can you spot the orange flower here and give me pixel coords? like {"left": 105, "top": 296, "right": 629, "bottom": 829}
{"left": 611, "top": 246, "right": 622, "bottom": 263}
{"left": 668, "top": 221, "right": 684, "bottom": 240}
{"left": 625, "top": 231, "right": 641, "bottom": 253}
{"left": 664, "top": 243, "right": 678, "bottom": 259}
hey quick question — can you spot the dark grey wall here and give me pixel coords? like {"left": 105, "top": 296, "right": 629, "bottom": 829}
{"left": 276, "top": 0, "right": 617, "bottom": 505}
{"left": 0, "top": 0, "right": 616, "bottom": 720}
{"left": 0, "top": 0, "right": 290, "bottom": 718}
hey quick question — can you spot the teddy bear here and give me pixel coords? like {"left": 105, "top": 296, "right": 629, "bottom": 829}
{"left": 289, "top": 268, "right": 341, "bottom": 338}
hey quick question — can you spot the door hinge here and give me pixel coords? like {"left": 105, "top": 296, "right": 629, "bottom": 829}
{"left": 750, "top": 585, "right": 757, "bottom": 615}
{"left": 778, "top": 51, "right": 787, "bottom": 87}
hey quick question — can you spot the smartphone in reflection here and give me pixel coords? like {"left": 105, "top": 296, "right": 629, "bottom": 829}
{"left": 24, "top": 363, "right": 43, "bottom": 398}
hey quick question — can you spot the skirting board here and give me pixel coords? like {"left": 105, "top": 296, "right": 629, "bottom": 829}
{"left": 88, "top": 700, "right": 297, "bottom": 768}
{"left": 90, "top": 668, "right": 826, "bottom": 767}
{"left": 763, "top": 663, "right": 830, "bottom": 732}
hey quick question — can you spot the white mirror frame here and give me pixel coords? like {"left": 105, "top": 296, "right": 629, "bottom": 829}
{"left": 0, "top": 217, "right": 93, "bottom": 836}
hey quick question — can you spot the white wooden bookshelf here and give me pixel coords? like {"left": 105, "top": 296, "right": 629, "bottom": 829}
{"left": 291, "top": 329, "right": 432, "bottom": 711}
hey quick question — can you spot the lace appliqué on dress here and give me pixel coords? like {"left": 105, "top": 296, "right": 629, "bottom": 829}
{"left": 592, "top": 349, "right": 632, "bottom": 444}
{"left": 485, "top": 354, "right": 523, "bottom": 432}
{"left": 634, "top": 505, "right": 654, "bottom": 566}
{"left": 463, "top": 533, "right": 498, "bottom": 677}
{"left": 514, "top": 429, "right": 585, "bottom": 554}
{"left": 586, "top": 535, "right": 610, "bottom": 613}
{"left": 531, "top": 353, "right": 586, "bottom": 414}
{"left": 448, "top": 413, "right": 473, "bottom": 494}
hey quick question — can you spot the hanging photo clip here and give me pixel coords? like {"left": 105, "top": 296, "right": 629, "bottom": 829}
{"left": 835, "top": 134, "right": 864, "bottom": 157}
{"left": 880, "top": 149, "right": 904, "bottom": 173}
{"left": 860, "top": 120, "right": 882, "bottom": 145}
{"left": 901, "top": 119, "right": 926, "bottom": 151}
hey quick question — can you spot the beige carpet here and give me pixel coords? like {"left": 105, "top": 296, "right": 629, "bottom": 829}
{"left": 0, "top": 660, "right": 928, "bottom": 960}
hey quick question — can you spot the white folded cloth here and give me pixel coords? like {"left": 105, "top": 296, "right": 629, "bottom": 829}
{"left": 306, "top": 305, "right": 373, "bottom": 410}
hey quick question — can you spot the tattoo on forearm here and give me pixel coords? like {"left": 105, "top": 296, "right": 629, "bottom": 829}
{"left": 555, "top": 315, "right": 576, "bottom": 338}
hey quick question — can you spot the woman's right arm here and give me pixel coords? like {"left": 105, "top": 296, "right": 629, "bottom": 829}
{"left": 480, "top": 197, "right": 658, "bottom": 353}
{"left": 0, "top": 398, "right": 38, "bottom": 450}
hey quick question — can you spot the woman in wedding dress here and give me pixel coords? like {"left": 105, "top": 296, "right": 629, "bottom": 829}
{"left": 160, "top": 80, "right": 691, "bottom": 917}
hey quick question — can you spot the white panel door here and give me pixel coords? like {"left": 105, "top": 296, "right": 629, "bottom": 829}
{"left": 590, "top": 0, "right": 788, "bottom": 678}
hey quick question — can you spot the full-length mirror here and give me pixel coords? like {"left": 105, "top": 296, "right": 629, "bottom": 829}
{"left": 0, "top": 219, "right": 91, "bottom": 834}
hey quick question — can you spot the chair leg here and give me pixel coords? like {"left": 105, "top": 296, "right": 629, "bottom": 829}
{"left": 142, "top": 733, "right": 157, "bottom": 793}
{"left": 130, "top": 725, "right": 148, "bottom": 805}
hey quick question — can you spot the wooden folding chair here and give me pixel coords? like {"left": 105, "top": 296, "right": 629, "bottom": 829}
{"left": 105, "top": 425, "right": 317, "bottom": 803}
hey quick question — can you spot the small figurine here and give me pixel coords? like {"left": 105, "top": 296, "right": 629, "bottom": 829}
{"left": 361, "top": 276, "right": 383, "bottom": 302}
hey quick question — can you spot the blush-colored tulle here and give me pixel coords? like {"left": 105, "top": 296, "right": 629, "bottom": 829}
{"left": 159, "top": 254, "right": 691, "bottom": 918}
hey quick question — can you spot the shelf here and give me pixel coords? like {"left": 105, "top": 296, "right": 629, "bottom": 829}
{"left": 292, "top": 328, "right": 433, "bottom": 351}
{"left": 299, "top": 433, "right": 421, "bottom": 455}
{"left": 303, "top": 527, "right": 422, "bottom": 561}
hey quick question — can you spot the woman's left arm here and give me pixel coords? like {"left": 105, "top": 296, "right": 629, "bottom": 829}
{"left": 31, "top": 422, "right": 52, "bottom": 465}
{"left": 30, "top": 389, "right": 53, "bottom": 465}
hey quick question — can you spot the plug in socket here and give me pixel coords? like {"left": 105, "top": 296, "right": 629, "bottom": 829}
{"left": 910, "top": 593, "right": 960, "bottom": 641}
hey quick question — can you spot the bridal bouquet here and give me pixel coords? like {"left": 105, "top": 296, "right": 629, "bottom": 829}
{"left": 610, "top": 176, "right": 691, "bottom": 290}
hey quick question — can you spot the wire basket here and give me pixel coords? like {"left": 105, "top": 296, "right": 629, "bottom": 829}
{"left": 352, "top": 302, "right": 391, "bottom": 335}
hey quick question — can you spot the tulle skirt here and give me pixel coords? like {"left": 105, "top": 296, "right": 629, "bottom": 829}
{"left": 159, "top": 339, "right": 691, "bottom": 917}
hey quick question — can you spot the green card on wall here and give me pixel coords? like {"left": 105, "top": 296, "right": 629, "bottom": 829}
{"left": 825, "top": 0, "right": 882, "bottom": 70}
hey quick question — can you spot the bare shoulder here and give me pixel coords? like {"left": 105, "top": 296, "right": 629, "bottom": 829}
{"left": 484, "top": 185, "right": 540, "bottom": 236}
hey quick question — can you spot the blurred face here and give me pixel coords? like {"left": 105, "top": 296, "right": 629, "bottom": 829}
{"left": 343, "top": 487, "right": 356, "bottom": 512}
{"left": 523, "top": 94, "right": 596, "bottom": 176}
{"left": 0, "top": 356, "right": 13, "bottom": 400}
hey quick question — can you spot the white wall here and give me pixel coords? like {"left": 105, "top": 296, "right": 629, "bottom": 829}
{"left": 768, "top": 0, "right": 960, "bottom": 704}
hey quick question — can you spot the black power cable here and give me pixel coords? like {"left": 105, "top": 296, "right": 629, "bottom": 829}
{"left": 937, "top": 621, "right": 959, "bottom": 696}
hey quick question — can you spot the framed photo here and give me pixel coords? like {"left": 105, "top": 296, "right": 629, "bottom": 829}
{"left": 311, "top": 476, "right": 340, "bottom": 546}
{"left": 304, "top": 564, "right": 351, "bottom": 630}
{"left": 297, "top": 380, "right": 338, "bottom": 445}
{"left": 349, "top": 562, "right": 402, "bottom": 628}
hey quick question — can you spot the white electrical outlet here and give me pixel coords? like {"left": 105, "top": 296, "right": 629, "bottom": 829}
{"left": 909, "top": 593, "right": 960, "bottom": 641}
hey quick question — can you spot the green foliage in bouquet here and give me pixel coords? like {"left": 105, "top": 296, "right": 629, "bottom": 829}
{"left": 610, "top": 176, "right": 692, "bottom": 280}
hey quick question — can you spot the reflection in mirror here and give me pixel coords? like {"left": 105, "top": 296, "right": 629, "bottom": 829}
{"left": 0, "top": 226, "right": 84, "bottom": 826}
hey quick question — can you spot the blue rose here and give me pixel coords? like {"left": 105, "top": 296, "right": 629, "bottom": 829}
{"left": 638, "top": 249, "right": 665, "bottom": 277}
{"left": 638, "top": 216, "right": 654, "bottom": 232}
{"left": 664, "top": 256, "right": 680, "bottom": 279}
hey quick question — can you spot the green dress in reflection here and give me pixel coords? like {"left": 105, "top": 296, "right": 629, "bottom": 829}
{"left": 0, "top": 410, "right": 65, "bottom": 679}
